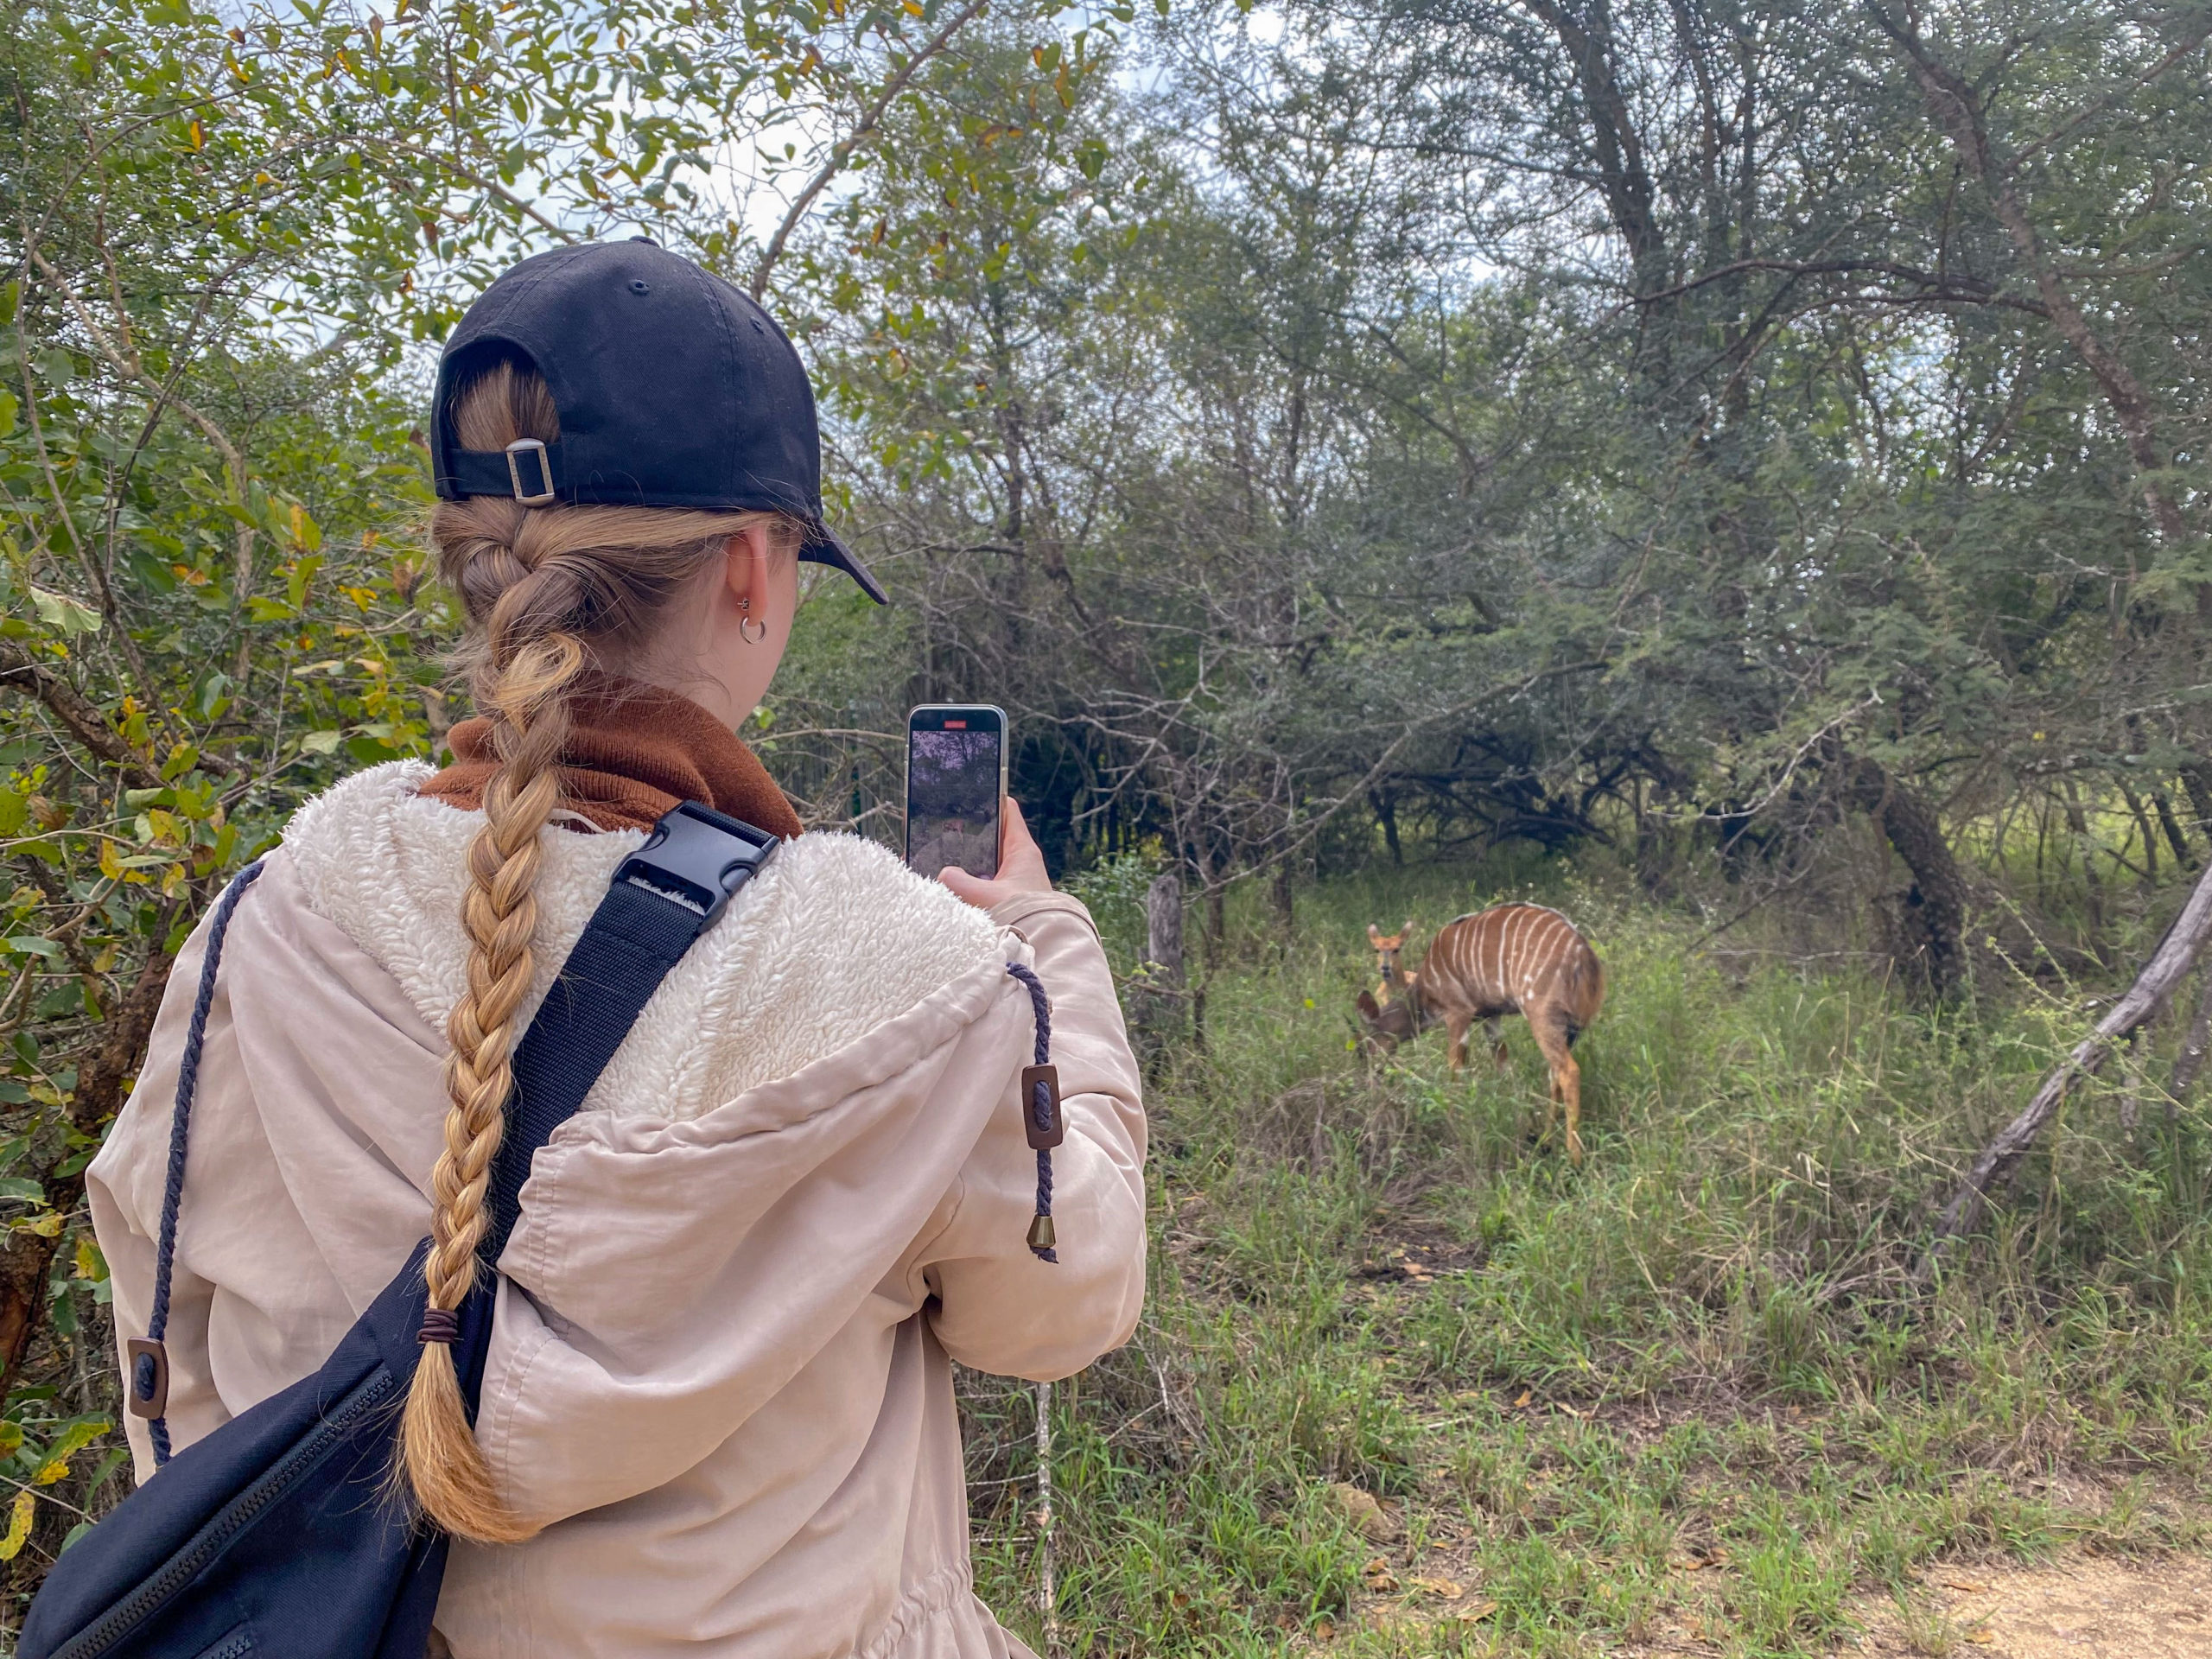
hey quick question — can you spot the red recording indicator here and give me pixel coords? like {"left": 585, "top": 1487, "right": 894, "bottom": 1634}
{"left": 943, "top": 720, "right": 968, "bottom": 728}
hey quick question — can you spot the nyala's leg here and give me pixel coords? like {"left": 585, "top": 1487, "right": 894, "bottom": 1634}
{"left": 1530, "top": 1014, "right": 1583, "bottom": 1166}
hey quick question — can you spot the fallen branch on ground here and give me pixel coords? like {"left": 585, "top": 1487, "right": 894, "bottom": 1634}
{"left": 1918, "top": 852, "right": 2212, "bottom": 1278}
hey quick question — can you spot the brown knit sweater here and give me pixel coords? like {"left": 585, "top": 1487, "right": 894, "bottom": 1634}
{"left": 420, "top": 681, "right": 804, "bottom": 838}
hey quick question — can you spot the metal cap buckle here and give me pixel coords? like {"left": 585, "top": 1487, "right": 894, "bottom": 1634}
{"left": 615, "top": 803, "right": 779, "bottom": 928}
{"left": 505, "top": 438, "right": 556, "bottom": 506}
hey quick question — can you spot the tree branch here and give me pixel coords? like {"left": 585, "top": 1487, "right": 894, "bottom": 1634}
{"left": 0, "top": 644, "right": 162, "bottom": 791}
{"left": 1919, "top": 851, "right": 2212, "bottom": 1275}
{"left": 748, "top": 0, "right": 995, "bottom": 300}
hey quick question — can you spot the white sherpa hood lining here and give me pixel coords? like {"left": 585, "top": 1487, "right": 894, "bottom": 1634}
{"left": 278, "top": 762, "right": 1005, "bottom": 1124}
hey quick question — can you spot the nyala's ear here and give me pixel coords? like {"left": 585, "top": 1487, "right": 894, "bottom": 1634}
{"left": 1356, "top": 989, "right": 1382, "bottom": 1022}
{"left": 1366, "top": 923, "right": 1383, "bottom": 945}
{"left": 1402, "top": 918, "right": 1414, "bottom": 938}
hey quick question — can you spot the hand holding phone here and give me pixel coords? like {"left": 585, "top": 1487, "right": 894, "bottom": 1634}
{"left": 938, "top": 798, "right": 1052, "bottom": 911}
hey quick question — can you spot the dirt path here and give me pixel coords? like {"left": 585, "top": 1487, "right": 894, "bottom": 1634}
{"left": 1853, "top": 1554, "right": 2212, "bottom": 1656}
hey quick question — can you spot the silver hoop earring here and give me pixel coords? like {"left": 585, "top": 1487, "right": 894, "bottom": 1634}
{"left": 739, "top": 615, "right": 768, "bottom": 645}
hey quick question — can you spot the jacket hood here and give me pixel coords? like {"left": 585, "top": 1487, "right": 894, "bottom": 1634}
{"left": 282, "top": 761, "right": 1003, "bottom": 1122}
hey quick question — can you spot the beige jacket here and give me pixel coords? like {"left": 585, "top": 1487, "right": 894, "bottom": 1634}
{"left": 86, "top": 763, "right": 1147, "bottom": 1657}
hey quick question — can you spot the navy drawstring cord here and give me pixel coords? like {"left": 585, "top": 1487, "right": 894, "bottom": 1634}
{"left": 145, "top": 859, "right": 266, "bottom": 1465}
{"left": 1006, "top": 963, "right": 1058, "bottom": 1263}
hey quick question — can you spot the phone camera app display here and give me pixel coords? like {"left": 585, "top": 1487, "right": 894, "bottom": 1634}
{"left": 908, "top": 726, "right": 1000, "bottom": 878}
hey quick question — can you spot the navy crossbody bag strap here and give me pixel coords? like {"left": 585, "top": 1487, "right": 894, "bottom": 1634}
{"left": 133, "top": 803, "right": 781, "bottom": 1464}
{"left": 480, "top": 804, "right": 778, "bottom": 1264}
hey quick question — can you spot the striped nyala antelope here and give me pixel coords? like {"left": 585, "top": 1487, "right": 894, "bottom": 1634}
{"left": 1367, "top": 920, "right": 1414, "bottom": 1001}
{"left": 1356, "top": 905, "right": 1606, "bottom": 1163}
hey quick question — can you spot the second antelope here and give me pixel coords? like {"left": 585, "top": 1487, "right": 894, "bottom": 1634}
{"left": 1356, "top": 905, "right": 1606, "bottom": 1163}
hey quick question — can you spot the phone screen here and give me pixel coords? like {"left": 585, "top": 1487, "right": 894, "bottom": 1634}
{"left": 906, "top": 706, "right": 1005, "bottom": 879}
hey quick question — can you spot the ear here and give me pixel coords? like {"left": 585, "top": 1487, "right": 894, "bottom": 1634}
{"left": 1356, "top": 990, "right": 1380, "bottom": 1020}
{"left": 1402, "top": 918, "right": 1414, "bottom": 938}
{"left": 721, "top": 523, "right": 775, "bottom": 606}
{"left": 1367, "top": 924, "right": 1382, "bottom": 945}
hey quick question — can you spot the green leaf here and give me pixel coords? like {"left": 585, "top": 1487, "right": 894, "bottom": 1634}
{"left": 27, "top": 587, "right": 101, "bottom": 638}
{"left": 299, "top": 728, "right": 343, "bottom": 754}
{"left": 0, "top": 1177, "right": 46, "bottom": 1206}
{"left": 4, "top": 937, "right": 64, "bottom": 960}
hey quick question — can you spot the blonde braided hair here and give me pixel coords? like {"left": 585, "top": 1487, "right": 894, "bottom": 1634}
{"left": 402, "top": 356, "right": 804, "bottom": 1543}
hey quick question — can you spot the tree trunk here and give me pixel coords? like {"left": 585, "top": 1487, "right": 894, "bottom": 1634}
{"left": 2182, "top": 762, "right": 2212, "bottom": 846}
{"left": 2120, "top": 784, "right": 2158, "bottom": 881}
{"left": 1138, "top": 870, "right": 1185, "bottom": 1063}
{"left": 1848, "top": 757, "right": 1967, "bottom": 996}
{"left": 1270, "top": 855, "right": 1294, "bottom": 937}
{"left": 2166, "top": 965, "right": 2212, "bottom": 1126}
{"left": 2061, "top": 781, "right": 2110, "bottom": 962}
{"left": 1921, "top": 851, "right": 2212, "bottom": 1274}
{"left": 2153, "top": 787, "right": 2194, "bottom": 869}
{"left": 1370, "top": 789, "right": 1402, "bottom": 866}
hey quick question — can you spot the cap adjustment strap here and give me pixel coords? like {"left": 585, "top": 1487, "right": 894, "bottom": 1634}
{"left": 438, "top": 440, "right": 569, "bottom": 504}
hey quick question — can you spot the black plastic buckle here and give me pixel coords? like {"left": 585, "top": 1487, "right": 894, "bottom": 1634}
{"left": 616, "top": 802, "right": 779, "bottom": 928}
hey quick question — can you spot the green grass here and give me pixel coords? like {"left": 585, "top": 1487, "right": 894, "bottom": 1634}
{"left": 959, "top": 855, "right": 2212, "bottom": 1656}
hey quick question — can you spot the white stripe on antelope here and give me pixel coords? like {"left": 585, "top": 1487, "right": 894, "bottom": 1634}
{"left": 1355, "top": 904, "right": 1606, "bottom": 1164}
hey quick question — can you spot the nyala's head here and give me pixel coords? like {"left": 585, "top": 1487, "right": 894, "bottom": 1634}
{"left": 1354, "top": 981, "right": 1419, "bottom": 1056}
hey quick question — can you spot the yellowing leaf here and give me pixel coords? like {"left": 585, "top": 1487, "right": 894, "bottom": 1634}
{"left": 0, "top": 1490, "right": 31, "bottom": 1559}
{"left": 73, "top": 1236, "right": 106, "bottom": 1283}
{"left": 34, "top": 1419, "right": 110, "bottom": 1485}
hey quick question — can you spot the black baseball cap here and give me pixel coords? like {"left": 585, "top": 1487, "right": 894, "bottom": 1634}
{"left": 430, "top": 238, "right": 886, "bottom": 604}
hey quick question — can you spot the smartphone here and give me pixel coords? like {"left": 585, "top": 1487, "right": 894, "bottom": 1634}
{"left": 905, "top": 704, "right": 1007, "bottom": 880}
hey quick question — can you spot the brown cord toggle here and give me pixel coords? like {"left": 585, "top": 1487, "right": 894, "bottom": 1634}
{"left": 1020, "top": 1065, "right": 1064, "bottom": 1148}
{"left": 125, "top": 1338, "right": 169, "bottom": 1419}
{"left": 416, "top": 1307, "right": 463, "bottom": 1346}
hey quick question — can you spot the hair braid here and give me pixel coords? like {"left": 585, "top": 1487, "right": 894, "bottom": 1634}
{"left": 397, "top": 635, "right": 578, "bottom": 1544}
{"left": 399, "top": 351, "right": 807, "bottom": 1541}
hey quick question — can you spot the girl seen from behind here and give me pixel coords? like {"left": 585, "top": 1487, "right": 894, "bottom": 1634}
{"left": 85, "top": 241, "right": 1147, "bottom": 1657}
